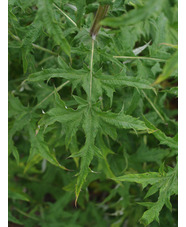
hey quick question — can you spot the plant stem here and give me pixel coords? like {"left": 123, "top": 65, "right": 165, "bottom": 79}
{"left": 9, "top": 32, "right": 21, "bottom": 42}
{"left": 37, "top": 56, "right": 54, "bottom": 66}
{"left": 32, "top": 43, "right": 58, "bottom": 56}
{"left": 90, "top": 5, "right": 109, "bottom": 38}
{"left": 89, "top": 4, "right": 109, "bottom": 106}
{"left": 89, "top": 38, "right": 95, "bottom": 106}
{"left": 53, "top": 3, "right": 77, "bottom": 27}
{"left": 9, "top": 32, "right": 58, "bottom": 56}
{"left": 33, "top": 80, "right": 70, "bottom": 111}
{"left": 113, "top": 56, "right": 166, "bottom": 62}
{"left": 141, "top": 90, "right": 165, "bottom": 122}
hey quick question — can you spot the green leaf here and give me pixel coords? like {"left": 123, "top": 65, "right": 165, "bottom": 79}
{"left": 75, "top": 108, "right": 100, "bottom": 204}
{"left": 125, "top": 90, "right": 141, "bottom": 115}
{"left": 26, "top": 123, "right": 67, "bottom": 171}
{"left": 37, "top": 0, "right": 70, "bottom": 56}
{"left": 58, "top": 55, "right": 70, "bottom": 69}
{"left": 99, "top": 74, "right": 153, "bottom": 90}
{"left": 98, "top": 0, "right": 113, "bottom": 5}
{"left": 101, "top": 83, "right": 115, "bottom": 106}
{"left": 73, "top": 95, "right": 88, "bottom": 106}
{"left": 75, "top": 144, "right": 94, "bottom": 205}
{"left": 163, "top": 87, "right": 178, "bottom": 97}
{"left": 129, "top": 144, "right": 170, "bottom": 165}
{"left": 97, "top": 48, "right": 126, "bottom": 68}
{"left": 140, "top": 166, "right": 178, "bottom": 225}
{"left": 28, "top": 68, "right": 87, "bottom": 84}
{"left": 8, "top": 190, "right": 30, "bottom": 201}
{"left": 99, "top": 120, "right": 117, "bottom": 140}
{"left": 97, "top": 135, "right": 115, "bottom": 178}
{"left": 40, "top": 92, "right": 84, "bottom": 127}
{"left": 8, "top": 94, "right": 27, "bottom": 118}
{"left": 101, "top": 0, "right": 164, "bottom": 27}
{"left": 113, "top": 165, "right": 178, "bottom": 225}
{"left": 37, "top": 92, "right": 84, "bottom": 165}
{"left": 95, "top": 109, "right": 148, "bottom": 131}
{"left": 113, "top": 172, "right": 162, "bottom": 188}
{"left": 155, "top": 50, "right": 178, "bottom": 84}
{"left": 21, "top": 20, "right": 42, "bottom": 73}
{"left": 8, "top": 95, "right": 31, "bottom": 164}
{"left": 71, "top": 0, "right": 86, "bottom": 27}
{"left": 8, "top": 210, "right": 23, "bottom": 225}
{"left": 9, "top": 139, "right": 19, "bottom": 165}
{"left": 143, "top": 116, "right": 178, "bottom": 149}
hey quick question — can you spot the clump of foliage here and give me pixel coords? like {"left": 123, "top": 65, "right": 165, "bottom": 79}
{"left": 8, "top": 0, "right": 178, "bottom": 226}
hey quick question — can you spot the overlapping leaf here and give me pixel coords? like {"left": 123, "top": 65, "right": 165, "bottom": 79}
{"left": 21, "top": 20, "right": 42, "bottom": 73}
{"left": 37, "top": 0, "right": 70, "bottom": 56}
{"left": 143, "top": 116, "right": 178, "bottom": 150}
{"left": 101, "top": 0, "right": 165, "bottom": 27}
{"left": 112, "top": 165, "right": 178, "bottom": 225}
{"left": 95, "top": 108, "right": 148, "bottom": 131}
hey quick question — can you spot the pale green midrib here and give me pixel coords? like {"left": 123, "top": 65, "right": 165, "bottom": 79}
{"left": 113, "top": 55, "right": 166, "bottom": 62}
{"left": 141, "top": 90, "right": 165, "bottom": 122}
{"left": 32, "top": 80, "right": 70, "bottom": 111}
{"left": 53, "top": 3, "right": 77, "bottom": 27}
{"left": 9, "top": 32, "right": 58, "bottom": 56}
{"left": 89, "top": 38, "right": 95, "bottom": 106}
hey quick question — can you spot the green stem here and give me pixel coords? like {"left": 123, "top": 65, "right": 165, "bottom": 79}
{"left": 32, "top": 80, "right": 70, "bottom": 111}
{"left": 9, "top": 32, "right": 21, "bottom": 42}
{"left": 89, "top": 4, "right": 109, "bottom": 105}
{"left": 32, "top": 43, "right": 58, "bottom": 56}
{"left": 141, "top": 90, "right": 165, "bottom": 122}
{"left": 37, "top": 56, "right": 54, "bottom": 66}
{"left": 9, "top": 32, "right": 58, "bottom": 56}
{"left": 89, "top": 38, "right": 95, "bottom": 106}
{"left": 53, "top": 3, "right": 77, "bottom": 27}
{"left": 113, "top": 55, "right": 166, "bottom": 62}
